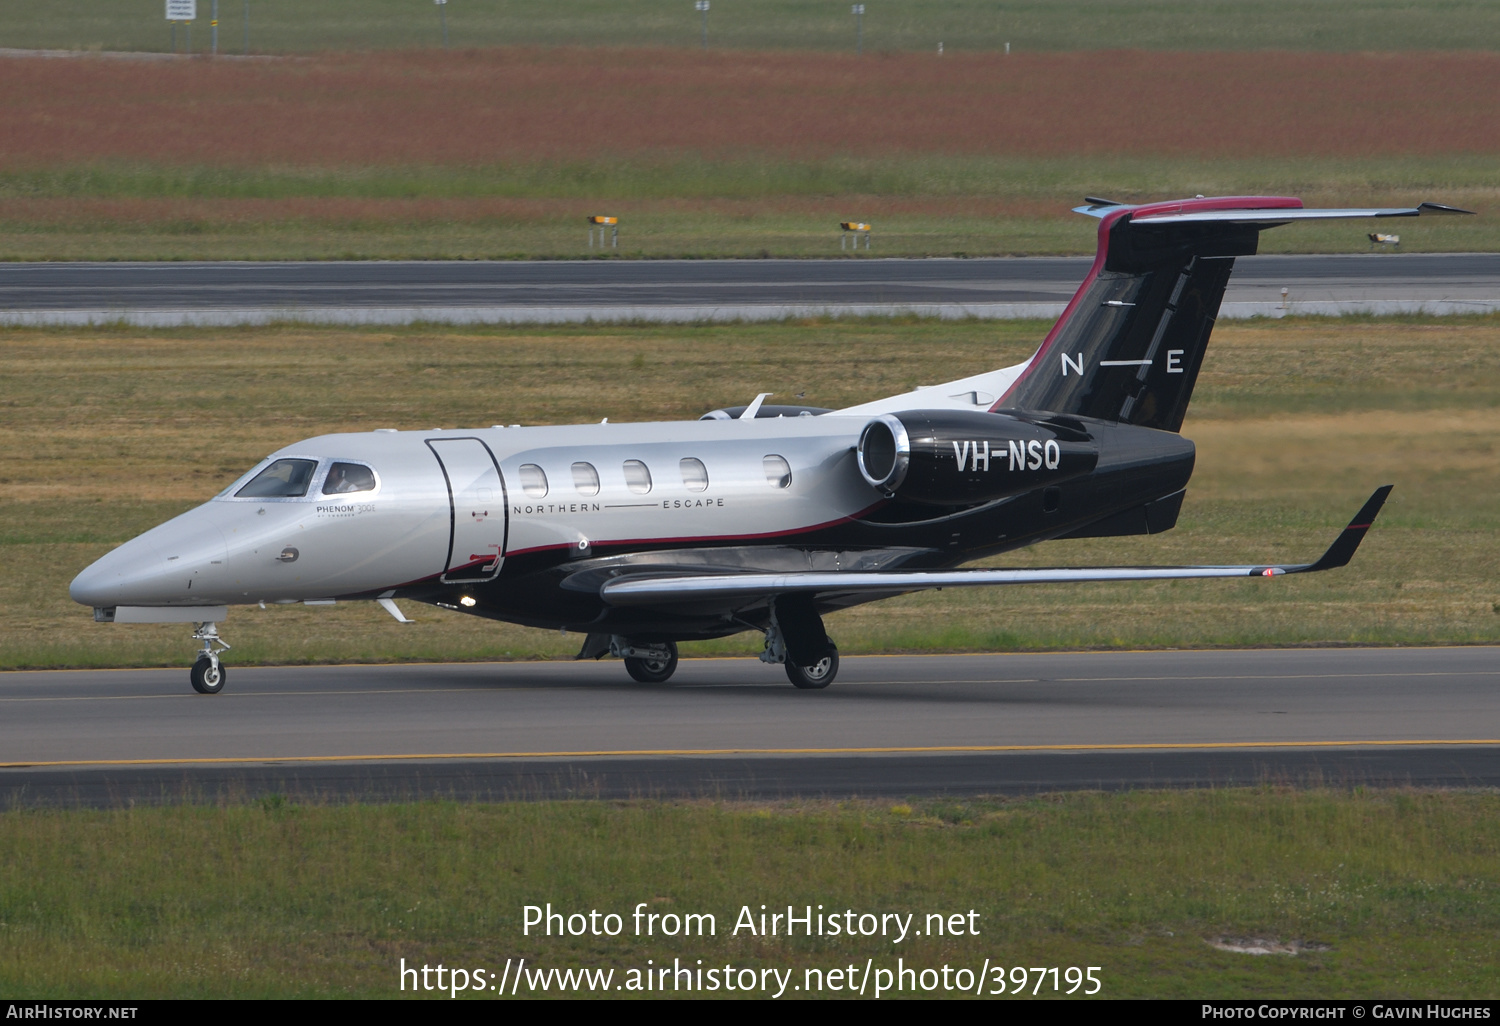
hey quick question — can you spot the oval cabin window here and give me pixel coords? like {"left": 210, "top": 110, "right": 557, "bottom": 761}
{"left": 763, "top": 454, "right": 792, "bottom": 489}
{"left": 518, "top": 463, "right": 548, "bottom": 499}
{"left": 571, "top": 462, "right": 600, "bottom": 496}
{"left": 679, "top": 457, "right": 709, "bottom": 492}
{"left": 623, "top": 460, "right": 653, "bottom": 494}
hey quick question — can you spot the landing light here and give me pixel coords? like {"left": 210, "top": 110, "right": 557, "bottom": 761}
{"left": 459, "top": 595, "right": 477, "bottom": 607}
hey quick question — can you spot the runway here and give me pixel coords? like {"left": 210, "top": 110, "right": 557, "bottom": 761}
{"left": 3, "top": 648, "right": 1496, "bottom": 806}
{"left": 2, "top": 253, "right": 1499, "bottom": 326}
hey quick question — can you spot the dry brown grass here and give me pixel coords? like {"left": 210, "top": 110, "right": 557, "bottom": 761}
{"left": 5, "top": 48, "right": 1500, "bottom": 168}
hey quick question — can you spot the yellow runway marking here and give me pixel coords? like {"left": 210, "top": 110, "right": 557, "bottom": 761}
{"left": 3, "top": 738, "right": 1498, "bottom": 770}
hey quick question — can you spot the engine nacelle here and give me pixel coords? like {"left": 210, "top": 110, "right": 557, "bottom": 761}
{"left": 857, "top": 410, "right": 1099, "bottom": 505}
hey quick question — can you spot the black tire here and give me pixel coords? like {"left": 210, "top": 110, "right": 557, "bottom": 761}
{"left": 786, "top": 639, "right": 838, "bottom": 689}
{"left": 624, "top": 641, "right": 679, "bottom": 683}
{"left": 190, "top": 656, "right": 225, "bottom": 694}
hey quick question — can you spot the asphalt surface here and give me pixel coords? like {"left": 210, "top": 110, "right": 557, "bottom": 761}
{"left": 3, "top": 648, "right": 1496, "bottom": 806}
{"left": 3, "top": 253, "right": 1499, "bottom": 325}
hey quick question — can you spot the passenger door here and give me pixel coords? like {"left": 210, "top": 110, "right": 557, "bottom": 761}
{"left": 426, "top": 438, "right": 508, "bottom": 583}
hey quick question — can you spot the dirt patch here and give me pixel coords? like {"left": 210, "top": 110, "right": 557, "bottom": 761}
{"left": 1209, "top": 936, "right": 1334, "bottom": 956}
{"left": 3, "top": 47, "right": 1500, "bottom": 168}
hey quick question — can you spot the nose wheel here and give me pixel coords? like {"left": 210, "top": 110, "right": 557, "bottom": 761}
{"left": 189, "top": 621, "right": 230, "bottom": 694}
{"left": 191, "top": 655, "right": 226, "bottom": 694}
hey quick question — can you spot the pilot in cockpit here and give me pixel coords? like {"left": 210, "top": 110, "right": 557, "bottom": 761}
{"left": 322, "top": 463, "right": 375, "bottom": 495}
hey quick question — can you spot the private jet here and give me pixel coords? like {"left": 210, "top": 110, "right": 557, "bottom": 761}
{"left": 71, "top": 195, "right": 1469, "bottom": 693}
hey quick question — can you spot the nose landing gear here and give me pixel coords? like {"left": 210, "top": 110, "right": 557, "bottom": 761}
{"left": 189, "top": 621, "right": 230, "bottom": 694}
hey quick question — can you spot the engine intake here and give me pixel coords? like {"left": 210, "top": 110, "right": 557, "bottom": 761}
{"left": 857, "top": 415, "right": 911, "bottom": 494}
{"left": 857, "top": 410, "right": 1098, "bottom": 505}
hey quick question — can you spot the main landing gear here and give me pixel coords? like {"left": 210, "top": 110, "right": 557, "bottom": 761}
{"left": 783, "top": 642, "right": 840, "bottom": 689}
{"left": 623, "top": 641, "right": 679, "bottom": 684}
{"left": 759, "top": 597, "right": 841, "bottom": 689}
{"left": 576, "top": 634, "right": 681, "bottom": 683}
{"left": 580, "top": 604, "right": 843, "bottom": 689}
{"left": 189, "top": 621, "right": 230, "bottom": 694}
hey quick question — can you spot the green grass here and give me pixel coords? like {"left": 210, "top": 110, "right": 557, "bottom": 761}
{"left": 1, "top": 790, "right": 1497, "bottom": 997}
{"left": 2, "top": 315, "right": 1497, "bottom": 669}
{"left": 14, "top": 156, "right": 1500, "bottom": 203}
{"left": 5, "top": 155, "right": 1497, "bottom": 260}
{"left": 11, "top": 0, "right": 1500, "bottom": 54}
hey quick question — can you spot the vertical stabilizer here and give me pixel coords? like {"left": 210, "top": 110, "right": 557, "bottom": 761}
{"left": 997, "top": 196, "right": 1289, "bottom": 431}
{"left": 996, "top": 196, "right": 1469, "bottom": 431}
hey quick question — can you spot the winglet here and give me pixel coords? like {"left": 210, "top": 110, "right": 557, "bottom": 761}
{"left": 1288, "top": 485, "right": 1394, "bottom": 574}
{"left": 1417, "top": 202, "right": 1476, "bottom": 215}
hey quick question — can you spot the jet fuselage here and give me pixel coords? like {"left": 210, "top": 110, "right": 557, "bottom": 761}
{"left": 71, "top": 411, "right": 1195, "bottom": 638}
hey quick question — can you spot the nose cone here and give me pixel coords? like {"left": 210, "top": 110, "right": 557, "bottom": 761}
{"left": 71, "top": 509, "right": 228, "bottom": 608}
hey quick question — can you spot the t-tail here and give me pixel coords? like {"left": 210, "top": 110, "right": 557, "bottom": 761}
{"left": 996, "top": 195, "right": 1472, "bottom": 431}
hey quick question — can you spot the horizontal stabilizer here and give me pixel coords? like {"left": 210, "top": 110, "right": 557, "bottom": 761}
{"left": 599, "top": 487, "right": 1392, "bottom": 607}
{"left": 1129, "top": 205, "right": 1474, "bottom": 226}
{"left": 1073, "top": 200, "right": 1474, "bottom": 222}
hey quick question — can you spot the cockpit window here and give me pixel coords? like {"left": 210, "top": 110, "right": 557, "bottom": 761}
{"left": 321, "top": 462, "right": 377, "bottom": 495}
{"left": 235, "top": 458, "right": 318, "bottom": 498}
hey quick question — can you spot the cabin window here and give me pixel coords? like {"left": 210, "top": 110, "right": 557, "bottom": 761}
{"left": 519, "top": 463, "right": 548, "bottom": 498}
{"left": 623, "top": 460, "right": 653, "bottom": 494}
{"left": 321, "top": 462, "right": 377, "bottom": 495}
{"left": 571, "top": 461, "right": 600, "bottom": 496}
{"left": 763, "top": 454, "right": 792, "bottom": 488}
{"left": 679, "top": 457, "right": 709, "bottom": 492}
{"left": 235, "top": 458, "right": 318, "bottom": 498}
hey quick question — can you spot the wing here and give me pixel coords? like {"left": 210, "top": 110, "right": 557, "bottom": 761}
{"left": 600, "top": 487, "right": 1392, "bottom": 607}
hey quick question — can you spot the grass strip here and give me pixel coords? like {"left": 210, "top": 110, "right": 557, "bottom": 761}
{"left": 0, "top": 790, "right": 1496, "bottom": 998}
{"left": 5, "top": 155, "right": 1495, "bottom": 259}
{"left": 2, "top": 315, "right": 1497, "bottom": 669}
{"left": 13, "top": 0, "right": 1500, "bottom": 54}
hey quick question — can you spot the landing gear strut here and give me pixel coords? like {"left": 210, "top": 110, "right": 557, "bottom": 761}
{"left": 759, "top": 598, "right": 840, "bottom": 689}
{"left": 189, "top": 621, "right": 230, "bottom": 694}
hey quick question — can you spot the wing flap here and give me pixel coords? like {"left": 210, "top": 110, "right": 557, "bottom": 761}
{"left": 599, "top": 487, "right": 1392, "bottom": 607}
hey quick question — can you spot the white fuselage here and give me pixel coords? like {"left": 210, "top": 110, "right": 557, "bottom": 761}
{"left": 70, "top": 415, "right": 884, "bottom": 610}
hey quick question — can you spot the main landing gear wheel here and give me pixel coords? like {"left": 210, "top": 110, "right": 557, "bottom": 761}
{"left": 786, "top": 639, "right": 839, "bottom": 690}
{"left": 624, "top": 641, "right": 679, "bottom": 683}
{"left": 190, "top": 656, "right": 226, "bottom": 694}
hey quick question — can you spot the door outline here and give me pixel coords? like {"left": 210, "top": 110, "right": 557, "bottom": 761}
{"left": 425, "top": 437, "right": 509, "bottom": 583}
